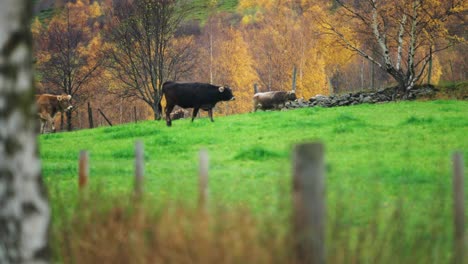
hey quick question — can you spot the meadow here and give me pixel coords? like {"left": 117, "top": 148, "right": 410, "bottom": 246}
{"left": 40, "top": 100, "right": 468, "bottom": 262}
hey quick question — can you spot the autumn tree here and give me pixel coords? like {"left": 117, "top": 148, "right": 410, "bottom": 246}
{"left": 33, "top": 0, "right": 107, "bottom": 131}
{"left": 108, "top": 0, "right": 195, "bottom": 120}
{"left": 189, "top": 12, "right": 259, "bottom": 114}
{"left": 0, "top": 0, "right": 50, "bottom": 263}
{"left": 212, "top": 25, "right": 258, "bottom": 113}
{"left": 241, "top": 1, "right": 302, "bottom": 92}
{"left": 321, "top": 0, "right": 466, "bottom": 92}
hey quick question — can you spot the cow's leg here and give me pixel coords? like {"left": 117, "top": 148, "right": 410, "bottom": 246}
{"left": 165, "top": 104, "right": 175, "bottom": 127}
{"left": 208, "top": 108, "right": 214, "bottom": 122}
{"left": 42, "top": 114, "right": 55, "bottom": 133}
{"left": 191, "top": 108, "right": 200, "bottom": 122}
{"left": 47, "top": 115, "right": 56, "bottom": 133}
{"left": 40, "top": 120, "right": 46, "bottom": 134}
{"left": 254, "top": 103, "right": 261, "bottom": 112}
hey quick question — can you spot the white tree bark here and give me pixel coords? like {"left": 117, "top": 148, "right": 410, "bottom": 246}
{"left": 396, "top": 14, "right": 407, "bottom": 71}
{"left": 406, "top": 0, "right": 419, "bottom": 88}
{"left": 371, "top": 1, "right": 392, "bottom": 69}
{"left": 0, "top": 0, "right": 50, "bottom": 263}
{"left": 328, "top": 0, "right": 463, "bottom": 92}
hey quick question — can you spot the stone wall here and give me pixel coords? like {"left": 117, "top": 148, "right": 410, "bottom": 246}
{"left": 284, "top": 85, "right": 437, "bottom": 109}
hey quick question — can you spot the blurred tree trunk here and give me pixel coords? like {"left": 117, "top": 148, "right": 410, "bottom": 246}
{"left": 0, "top": 0, "right": 50, "bottom": 263}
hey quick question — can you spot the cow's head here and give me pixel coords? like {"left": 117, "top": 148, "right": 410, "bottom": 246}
{"left": 218, "top": 86, "right": 235, "bottom": 101}
{"left": 57, "top": 94, "right": 73, "bottom": 112}
{"left": 287, "top": 91, "right": 297, "bottom": 101}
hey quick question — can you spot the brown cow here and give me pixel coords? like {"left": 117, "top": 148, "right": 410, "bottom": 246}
{"left": 170, "top": 108, "right": 189, "bottom": 121}
{"left": 36, "top": 94, "right": 73, "bottom": 133}
{"left": 253, "top": 91, "right": 296, "bottom": 112}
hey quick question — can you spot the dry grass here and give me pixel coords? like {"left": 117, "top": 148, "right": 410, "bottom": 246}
{"left": 53, "top": 194, "right": 293, "bottom": 264}
{"left": 51, "top": 191, "right": 463, "bottom": 264}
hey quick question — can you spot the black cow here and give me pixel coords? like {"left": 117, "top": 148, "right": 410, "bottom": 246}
{"left": 158, "top": 81, "right": 235, "bottom": 126}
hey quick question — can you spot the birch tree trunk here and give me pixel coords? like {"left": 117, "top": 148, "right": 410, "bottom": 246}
{"left": 0, "top": 0, "right": 50, "bottom": 263}
{"left": 327, "top": 0, "right": 464, "bottom": 93}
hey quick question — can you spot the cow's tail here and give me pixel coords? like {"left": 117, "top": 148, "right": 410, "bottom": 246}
{"left": 157, "top": 91, "right": 164, "bottom": 118}
{"left": 158, "top": 81, "right": 175, "bottom": 119}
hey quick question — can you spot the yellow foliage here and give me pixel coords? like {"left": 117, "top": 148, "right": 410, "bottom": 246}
{"left": 238, "top": 0, "right": 279, "bottom": 23}
{"left": 302, "top": 3, "right": 355, "bottom": 79}
{"left": 89, "top": 1, "right": 102, "bottom": 18}
{"left": 238, "top": 0, "right": 274, "bottom": 11}
{"left": 421, "top": 56, "right": 442, "bottom": 85}
{"left": 35, "top": 51, "right": 51, "bottom": 64}
{"left": 213, "top": 28, "right": 259, "bottom": 114}
{"left": 71, "top": 0, "right": 86, "bottom": 9}
{"left": 31, "top": 17, "right": 42, "bottom": 36}
{"left": 241, "top": 15, "right": 253, "bottom": 25}
{"left": 238, "top": 0, "right": 256, "bottom": 10}
{"left": 299, "top": 46, "right": 329, "bottom": 98}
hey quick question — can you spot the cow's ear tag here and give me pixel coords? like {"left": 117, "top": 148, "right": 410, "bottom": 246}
{"left": 57, "top": 96, "right": 63, "bottom": 101}
{"left": 67, "top": 95, "right": 72, "bottom": 100}
{"left": 218, "top": 86, "right": 224, "bottom": 93}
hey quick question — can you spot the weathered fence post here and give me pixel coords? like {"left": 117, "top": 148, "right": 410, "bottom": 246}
{"left": 370, "top": 58, "right": 375, "bottom": 90}
{"left": 198, "top": 149, "right": 209, "bottom": 210}
{"left": 134, "top": 141, "right": 144, "bottom": 197}
{"left": 60, "top": 112, "right": 64, "bottom": 131}
{"left": 98, "top": 108, "right": 113, "bottom": 127}
{"left": 134, "top": 106, "right": 137, "bottom": 124}
{"left": 293, "top": 142, "right": 326, "bottom": 264}
{"left": 427, "top": 46, "right": 433, "bottom": 85}
{"left": 292, "top": 65, "right": 297, "bottom": 92}
{"left": 87, "top": 102, "right": 94, "bottom": 128}
{"left": 453, "top": 152, "right": 465, "bottom": 264}
{"left": 79, "top": 150, "right": 89, "bottom": 190}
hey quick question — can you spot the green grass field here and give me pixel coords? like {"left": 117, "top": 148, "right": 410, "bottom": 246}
{"left": 41, "top": 100, "right": 468, "bottom": 262}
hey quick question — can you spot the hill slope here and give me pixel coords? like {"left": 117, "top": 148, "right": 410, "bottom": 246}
{"left": 41, "top": 101, "right": 468, "bottom": 223}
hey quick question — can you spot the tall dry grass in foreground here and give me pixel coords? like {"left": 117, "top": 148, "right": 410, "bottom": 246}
{"left": 53, "top": 194, "right": 293, "bottom": 264}
{"left": 51, "top": 190, "right": 463, "bottom": 264}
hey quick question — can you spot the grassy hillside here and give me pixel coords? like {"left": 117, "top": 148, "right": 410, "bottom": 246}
{"left": 41, "top": 100, "right": 468, "bottom": 262}
{"left": 41, "top": 101, "right": 467, "bottom": 214}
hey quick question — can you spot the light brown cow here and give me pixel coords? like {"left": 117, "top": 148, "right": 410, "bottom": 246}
{"left": 170, "top": 108, "right": 189, "bottom": 121}
{"left": 36, "top": 94, "right": 73, "bottom": 133}
{"left": 253, "top": 91, "right": 296, "bottom": 112}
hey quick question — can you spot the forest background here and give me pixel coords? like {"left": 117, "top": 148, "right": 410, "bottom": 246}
{"left": 32, "top": 0, "right": 467, "bottom": 130}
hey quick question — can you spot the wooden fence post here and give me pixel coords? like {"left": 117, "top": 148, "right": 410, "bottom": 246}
{"left": 453, "top": 152, "right": 465, "bottom": 264}
{"left": 293, "top": 142, "right": 326, "bottom": 264}
{"left": 98, "top": 108, "right": 113, "bottom": 127}
{"left": 79, "top": 150, "right": 89, "bottom": 190}
{"left": 198, "top": 149, "right": 209, "bottom": 210}
{"left": 87, "top": 102, "right": 94, "bottom": 128}
{"left": 427, "top": 46, "right": 433, "bottom": 85}
{"left": 134, "top": 106, "right": 137, "bottom": 124}
{"left": 134, "top": 141, "right": 144, "bottom": 197}
{"left": 292, "top": 65, "right": 297, "bottom": 92}
{"left": 60, "top": 112, "right": 64, "bottom": 131}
